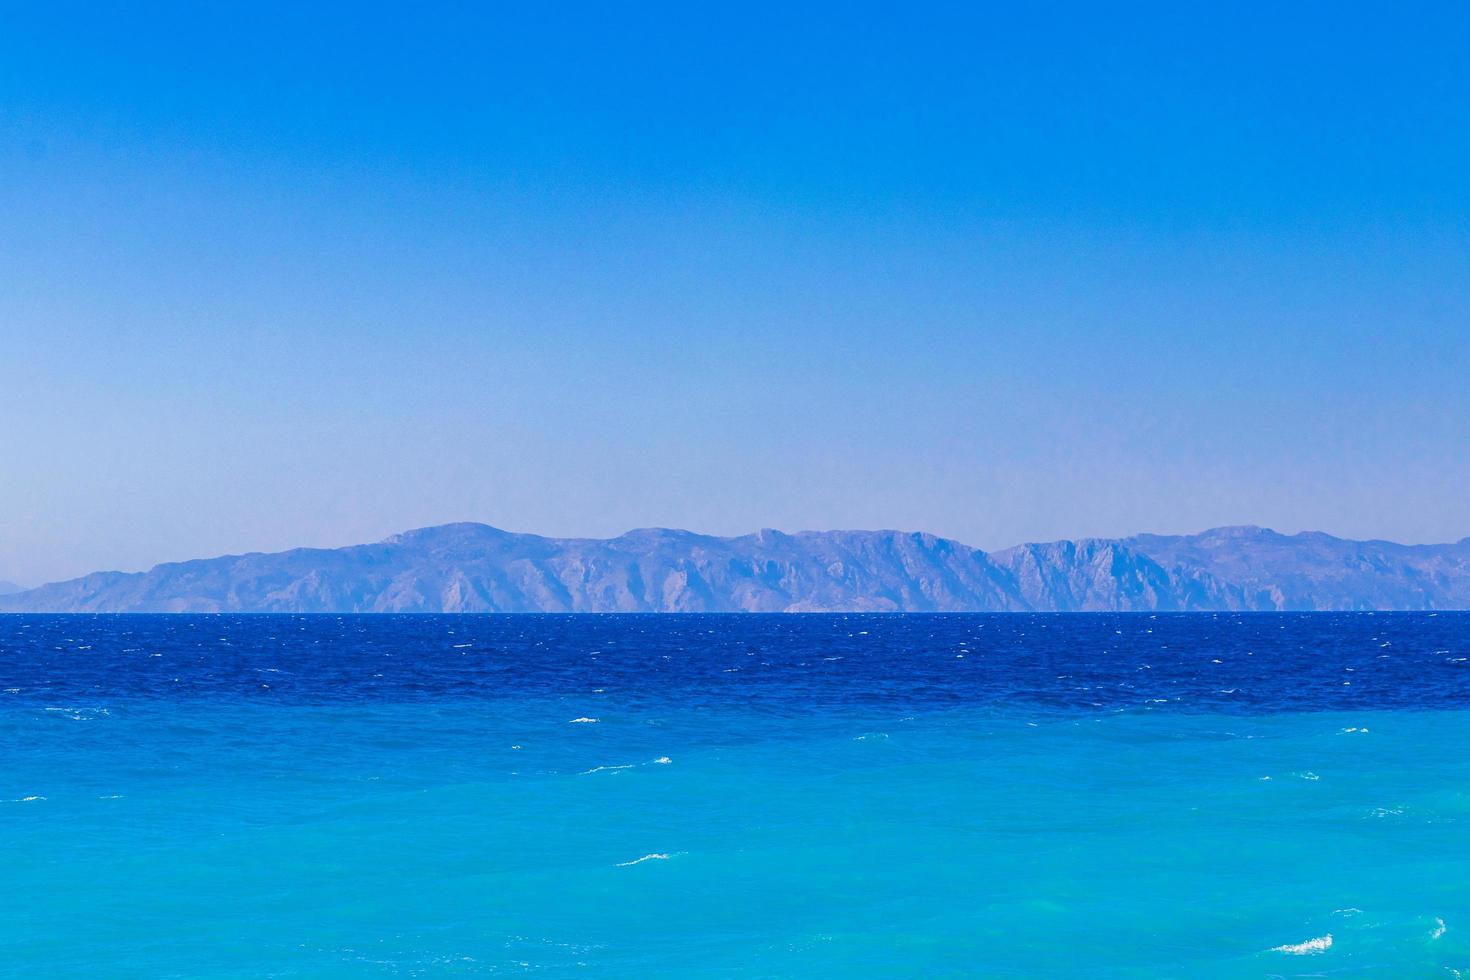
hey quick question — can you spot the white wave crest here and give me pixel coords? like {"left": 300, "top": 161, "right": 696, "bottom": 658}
{"left": 585, "top": 756, "right": 671, "bottom": 774}
{"left": 44, "top": 706, "right": 111, "bottom": 721}
{"left": 1271, "top": 934, "right": 1331, "bottom": 955}
{"left": 615, "top": 852, "right": 682, "bottom": 867}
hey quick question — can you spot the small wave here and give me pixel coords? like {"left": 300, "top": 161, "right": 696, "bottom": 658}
{"left": 1295, "top": 771, "right": 1321, "bottom": 781}
{"left": 11, "top": 796, "right": 46, "bottom": 803}
{"left": 568, "top": 717, "right": 599, "bottom": 724}
{"left": 1433, "top": 918, "right": 1447, "bottom": 940}
{"left": 44, "top": 707, "right": 110, "bottom": 721}
{"left": 1271, "top": 934, "right": 1331, "bottom": 955}
{"left": 585, "top": 755, "right": 670, "bottom": 774}
{"left": 615, "top": 852, "right": 682, "bottom": 867}
{"left": 1340, "top": 727, "right": 1369, "bottom": 734}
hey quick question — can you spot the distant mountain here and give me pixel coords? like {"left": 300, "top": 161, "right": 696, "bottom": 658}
{"left": 0, "top": 581, "right": 24, "bottom": 597}
{"left": 2, "top": 523, "right": 1469, "bottom": 613}
{"left": 1123, "top": 525, "right": 1470, "bottom": 611}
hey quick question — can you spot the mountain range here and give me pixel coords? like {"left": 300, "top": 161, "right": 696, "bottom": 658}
{"left": 3, "top": 522, "right": 1469, "bottom": 613}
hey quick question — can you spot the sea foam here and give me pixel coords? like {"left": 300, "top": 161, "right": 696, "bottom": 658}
{"left": 1271, "top": 934, "right": 1332, "bottom": 954}
{"left": 615, "top": 852, "right": 682, "bottom": 867}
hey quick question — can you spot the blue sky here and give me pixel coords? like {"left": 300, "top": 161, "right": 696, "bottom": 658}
{"left": 3, "top": 1, "right": 1469, "bottom": 584}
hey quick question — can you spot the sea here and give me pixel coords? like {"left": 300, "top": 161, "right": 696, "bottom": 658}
{"left": 2, "top": 613, "right": 1468, "bottom": 978}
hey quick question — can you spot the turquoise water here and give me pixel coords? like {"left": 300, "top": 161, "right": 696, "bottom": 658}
{"left": 3, "top": 614, "right": 1469, "bottom": 976}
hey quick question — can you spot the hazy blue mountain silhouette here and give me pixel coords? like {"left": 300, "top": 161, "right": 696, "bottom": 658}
{"left": 3, "top": 523, "right": 1469, "bottom": 613}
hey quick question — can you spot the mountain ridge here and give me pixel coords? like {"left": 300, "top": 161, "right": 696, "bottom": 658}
{"left": 3, "top": 523, "right": 1469, "bottom": 613}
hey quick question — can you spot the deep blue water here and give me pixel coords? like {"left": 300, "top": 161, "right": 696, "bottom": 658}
{"left": 3, "top": 613, "right": 1469, "bottom": 977}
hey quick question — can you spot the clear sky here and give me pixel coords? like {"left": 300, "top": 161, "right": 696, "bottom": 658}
{"left": 3, "top": 1, "right": 1469, "bottom": 585}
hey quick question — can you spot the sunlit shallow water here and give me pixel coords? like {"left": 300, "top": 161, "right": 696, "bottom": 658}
{"left": 3, "top": 613, "right": 1468, "bottom": 977}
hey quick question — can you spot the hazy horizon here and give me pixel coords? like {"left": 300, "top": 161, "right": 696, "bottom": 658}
{"left": 9, "top": 518, "right": 1470, "bottom": 591}
{"left": 5, "top": 2, "right": 1468, "bottom": 585}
